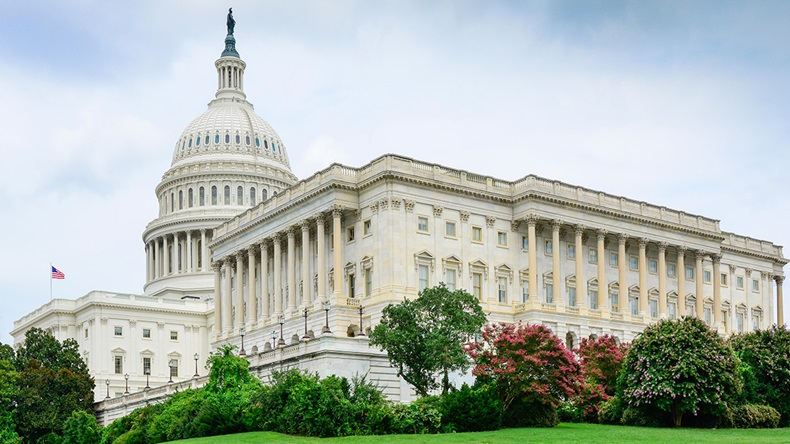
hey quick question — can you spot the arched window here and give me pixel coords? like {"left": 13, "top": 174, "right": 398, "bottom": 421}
{"left": 211, "top": 186, "right": 217, "bottom": 205}
{"left": 188, "top": 138, "right": 192, "bottom": 148}
{"left": 272, "top": 191, "right": 277, "bottom": 197}
{"left": 224, "top": 185, "right": 230, "bottom": 205}
{"left": 178, "top": 190, "right": 183, "bottom": 209}
{"left": 237, "top": 186, "right": 243, "bottom": 205}
{"left": 250, "top": 187, "right": 256, "bottom": 205}
{"left": 245, "top": 135, "right": 251, "bottom": 145}
{"left": 195, "top": 135, "right": 200, "bottom": 146}
{"left": 188, "top": 188, "right": 193, "bottom": 207}
{"left": 215, "top": 134, "right": 220, "bottom": 144}
{"left": 171, "top": 193, "right": 174, "bottom": 212}
{"left": 235, "top": 134, "right": 241, "bottom": 145}
{"left": 264, "top": 140, "right": 268, "bottom": 149}
{"left": 205, "top": 135, "right": 209, "bottom": 145}
{"left": 225, "top": 134, "right": 230, "bottom": 144}
{"left": 255, "top": 137, "right": 260, "bottom": 147}
{"left": 199, "top": 187, "right": 205, "bottom": 206}
{"left": 261, "top": 189, "right": 268, "bottom": 201}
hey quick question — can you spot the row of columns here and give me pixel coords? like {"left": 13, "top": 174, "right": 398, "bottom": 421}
{"left": 146, "top": 229, "right": 210, "bottom": 282}
{"left": 522, "top": 216, "right": 784, "bottom": 328}
{"left": 218, "top": 63, "right": 243, "bottom": 91}
{"left": 213, "top": 208, "right": 345, "bottom": 334}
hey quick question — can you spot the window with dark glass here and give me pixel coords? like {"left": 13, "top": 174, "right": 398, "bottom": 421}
{"left": 224, "top": 185, "right": 230, "bottom": 205}
{"left": 237, "top": 186, "right": 243, "bottom": 205}
{"left": 225, "top": 134, "right": 230, "bottom": 144}
{"left": 195, "top": 135, "right": 200, "bottom": 146}
{"left": 199, "top": 187, "right": 205, "bottom": 206}
{"left": 245, "top": 135, "right": 250, "bottom": 145}
{"left": 188, "top": 188, "right": 193, "bottom": 208}
{"left": 250, "top": 187, "right": 256, "bottom": 205}
{"left": 211, "top": 186, "right": 217, "bottom": 205}
{"left": 215, "top": 134, "right": 220, "bottom": 144}
{"left": 235, "top": 134, "right": 241, "bottom": 144}
{"left": 178, "top": 190, "right": 183, "bottom": 210}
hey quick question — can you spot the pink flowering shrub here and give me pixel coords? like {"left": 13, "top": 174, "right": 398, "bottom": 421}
{"left": 618, "top": 317, "right": 741, "bottom": 427}
{"left": 467, "top": 323, "right": 582, "bottom": 420}
{"left": 574, "top": 334, "right": 628, "bottom": 421}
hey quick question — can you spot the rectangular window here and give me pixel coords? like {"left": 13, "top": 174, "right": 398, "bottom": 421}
{"left": 668, "top": 302, "right": 676, "bottom": 320}
{"left": 143, "top": 357, "right": 151, "bottom": 375}
{"left": 497, "top": 231, "right": 507, "bottom": 247}
{"left": 445, "top": 221, "right": 456, "bottom": 237}
{"left": 363, "top": 220, "right": 371, "bottom": 236}
{"left": 347, "top": 226, "right": 355, "bottom": 242}
{"left": 610, "top": 292, "right": 619, "bottom": 312}
{"left": 703, "top": 270, "right": 712, "bottom": 283}
{"left": 752, "top": 279, "right": 760, "bottom": 292}
{"left": 545, "top": 240, "right": 553, "bottom": 255}
{"left": 737, "top": 313, "right": 744, "bottom": 333}
{"left": 545, "top": 284, "right": 554, "bottom": 303}
{"left": 629, "top": 256, "right": 638, "bottom": 271}
{"left": 472, "top": 273, "right": 483, "bottom": 300}
{"left": 568, "top": 287, "right": 576, "bottom": 306}
{"left": 142, "top": 328, "right": 151, "bottom": 339}
{"left": 170, "top": 363, "right": 178, "bottom": 378}
{"left": 721, "top": 273, "right": 728, "bottom": 286}
{"left": 609, "top": 252, "right": 618, "bottom": 266}
{"left": 648, "top": 260, "right": 658, "bottom": 273}
{"left": 629, "top": 296, "right": 638, "bottom": 315}
{"left": 498, "top": 277, "right": 507, "bottom": 303}
{"left": 589, "top": 290, "right": 598, "bottom": 309}
{"left": 567, "top": 244, "right": 576, "bottom": 259}
{"left": 418, "top": 266, "right": 429, "bottom": 292}
{"left": 649, "top": 299, "right": 658, "bottom": 318}
{"left": 667, "top": 263, "right": 676, "bottom": 277}
{"left": 752, "top": 315, "right": 760, "bottom": 330}
{"left": 365, "top": 269, "right": 373, "bottom": 296}
{"left": 348, "top": 274, "right": 356, "bottom": 297}
{"left": 589, "top": 249, "right": 598, "bottom": 264}
{"left": 417, "top": 217, "right": 429, "bottom": 232}
{"left": 114, "top": 356, "right": 123, "bottom": 374}
{"left": 446, "top": 269, "right": 456, "bottom": 291}
{"left": 704, "top": 307, "right": 711, "bottom": 325}
{"left": 522, "top": 236, "right": 529, "bottom": 250}
{"left": 685, "top": 266, "right": 694, "bottom": 280}
{"left": 737, "top": 276, "right": 744, "bottom": 289}
{"left": 84, "top": 328, "right": 88, "bottom": 339}
{"left": 522, "top": 281, "right": 529, "bottom": 302}
{"left": 472, "top": 226, "right": 483, "bottom": 242}
{"left": 170, "top": 331, "right": 178, "bottom": 341}
{"left": 114, "top": 326, "right": 123, "bottom": 336}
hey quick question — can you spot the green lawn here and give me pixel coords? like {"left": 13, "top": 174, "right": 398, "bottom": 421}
{"left": 170, "top": 423, "right": 790, "bottom": 444}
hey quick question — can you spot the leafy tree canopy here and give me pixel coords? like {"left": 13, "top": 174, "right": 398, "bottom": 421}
{"left": 205, "top": 345, "right": 260, "bottom": 393}
{"left": 13, "top": 327, "right": 87, "bottom": 374}
{"left": 576, "top": 334, "right": 627, "bottom": 397}
{"left": 370, "top": 284, "right": 487, "bottom": 396}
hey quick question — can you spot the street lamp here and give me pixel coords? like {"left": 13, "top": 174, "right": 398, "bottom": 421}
{"left": 193, "top": 353, "right": 200, "bottom": 378}
{"left": 123, "top": 374, "right": 129, "bottom": 394}
{"left": 302, "top": 307, "right": 310, "bottom": 340}
{"left": 357, "top": 305, "right": 366, "bottom": 336}
{"left": 277, "top": 314, "right": 286, "bottom": 347}
{"left": 271, "top": 330, "right": 277, "bottom": 349}
{"left": 239, "top": 327, "right": 246, "bottom": 356}
{"left": 105, "top": 379, "right": 110, "bottom": 399}
{"left": 144, "top": 367, "right": 150, "bottom": 390}
{"left": 322, "top": 301, "right": 332, "bottom": 334}
{"left": 168, "top": 359, "right": 176, "bottom": 384}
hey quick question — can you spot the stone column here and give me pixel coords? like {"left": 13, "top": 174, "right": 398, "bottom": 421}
{"left": 333, "top": 206, "right": 343, "bottom": 298}
{"left": 163, "top": 234, "right": 170, "bottom": 276}
{"left": 597, "top": 230, "right": 607, "bottom": 313}
{"left": 235, "top": 251, "right": 245, "bottom": 330}
{"left": 639, "top": 238, "right": 648, "bottom": 316}
{"left": 713, "top": 253, "right": 722, "bottom": 328}
{"left": 212, "top": 262, "right": 222, "bottom": 334}
{"left": 186, "top": 231, "right": 193, "bottom": 273}
{"left": 316, "top": 214, "right": 327, "bottom": 303}
{"left": 527, "top": 215, "right": 538, "bottom": 301}
{"left": 247, "top": 245, "right": 258, "bottom": 327}
{"left": 287, "top": 228, "right": 297, "bottom": 314}
{"left": 260, "top": 240, "right": 270, "bottom": 322}
{"left": 201, "top": 229, "right": 208, "bottom": 272}
{"left": 618, "top": 234, "right": 628, "bottom": 310}
{"left": 677, "top": 247, "right": 686, "bottom": 315}
{"left": 145, "top": 243, "right": 151, "bottom": 282}
{"left": 301, "top": 220, "right": 311, "bottom": 306}
{"left": 154, "top": 238, "right": 161, "bottom": 279}
{"left": 551, "top": 220, "right": 562, "bottom": 304}
{"left": 223, "top": 258, "right": 232, "bottom": 333}
{"left": 775, "top": 276, "right": 784, "bottom": 326}
{"left": 574, "top": 225, "right": 585, "bottom": 308}
{"left": 695, "top": 251, "right": 704, "bottom": 319}
{"left": 273, "top": 234, "right": 283, "bottom": 316}
{"left": 658, "top": 242, "right": 667, "bottom": 317}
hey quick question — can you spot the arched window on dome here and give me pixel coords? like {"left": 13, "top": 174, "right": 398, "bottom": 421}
{"left": 181, "top": 140, "right": 185, "bottom": 151}
{"left": 272, "top": 190, "right": 278, "bottom": 197}
{"left": 215, "top": 134, "right": 220, "bottom": 145}
{"left": 245, "top": 135, "right": 251, "bottom": 146}
{"left": 235, "top": 134, "right": 241, "bottom": 145}
{"left": 178, "top": 190, "right": 183, "bottom": 210}
{"left": 261, "top": 189, "right": 268, "bottom": 201}
{"left": 225, "top": 134, "right": 230, "bottom": 144}
{"left": 237, "top": 186, "right": 243, "bottom": 205}
{"left": 264, "top": 140, "right": 268, "bottom": 150}
{"left": 211, "top": 186, "right": 217, "bottom": 205}
{"left": 205, "top": 135, "right": 209, "bottom": 146}
{"left": 250, "top": 187, "right": 256, "bottom": 205}
{"left": 171, "top": 193, "right": 175, "bottom": 212}
{"left": 224, "top": 185, "right": 230, "bottom": 205}
{"left": 195, "top": 136, "right": 200, "bottom": 147}
{"left": 255, "top": 137, "right": 260, "bottom": 148}
{"left": 188, "top": 138, "right": 192, "bottom": 148}
{"left": 188, "top": 188, "right": 194, "bottom": 208}
{"left": 199, "top": 187, "right": 205, "bottom": 206}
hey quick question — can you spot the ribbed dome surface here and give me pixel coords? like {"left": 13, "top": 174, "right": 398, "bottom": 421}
{"left": 171, "top": 102, "right": 291, "bottom": 171}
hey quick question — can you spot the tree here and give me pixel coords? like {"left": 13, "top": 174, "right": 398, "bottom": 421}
{"left": 618, "top": 317, "right": 741, "bottom": 427}
{"left": 13, "top": 328, "right": 87, "bottom": 374}
{"left": 468, "top": 323, "right": 582, "bottom": 413}
{"left": 730, "top": 325, "right": 790, "bottom": 426}
{"left": 576, "top": 334, "right": 627, "bottom": 397}
{"left": 61, "top": 410, "right": 101, "bottom": 444}
{"left": 369, "top": 284, "right": 487, "bottom": 396}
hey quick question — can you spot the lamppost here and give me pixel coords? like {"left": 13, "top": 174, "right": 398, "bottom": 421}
{"left": 302, "top": 307, "right": 310, "bottom": 340}
{"left": 357, "top": 305, "right": 366, "bottom": 336}
{"left": 271, "top": 330, "right": 277, "bottom": 349}
{"left": 322, "top": 301, "right": 332, "bottom": 334}
{"left": 144, "top": 367, "right": 150, "bottom": 390}
{"left": 168, "top": 360, "right": 176, "bottom": 384}
{"left": 239, "top": 327, "right": 246, "bottom": 356}
{"left": 277, "top": 314, "right": 286, "bottom": 347}
{"left": 123, "top": 374, "right": 129, "bottom": 394}
{"left": 105, "top": 379, "right": 110, "bottom": 399}
{"left": 193, "top": 353, "right": 200, "bottom": 378}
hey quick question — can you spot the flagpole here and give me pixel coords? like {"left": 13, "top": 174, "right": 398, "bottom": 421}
{"left": 50, "top": 262, "right": 53, "bottom": 301}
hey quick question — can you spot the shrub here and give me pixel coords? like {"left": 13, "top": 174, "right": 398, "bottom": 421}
{"left": 503, "top": 400, "right": 558, "bottom": 428}
{"left": 99, "top": 415, "right": 134, "bottom": 444}
{"left": 621, "top": 405, "right": 663, "bottom": 427}
{"left": 147, "top": 389, "right": 207, "bottom": 442}
{"left": 61, "top": 410, "right": 101, "bottom": 444}
{"left": 731, "top": 404, "right": 780, "bottom": 429}
{"left": 439, "top": 384, "right": 502, "bottom": 432}
{"left": 597, "top": 396, "right": 624, "bottom": 425}
{"left": 557, "top": 401, "right": 583, "bottom": 423}
{"left": 386, "top": 398, "right": 441, "bottom": 434}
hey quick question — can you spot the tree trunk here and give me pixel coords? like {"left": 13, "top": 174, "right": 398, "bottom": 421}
{"left": 442, "top": 369, "right": 449, "bottom": 395}
{"left": 673, "top": 401, "right": 682, "bottom": 427}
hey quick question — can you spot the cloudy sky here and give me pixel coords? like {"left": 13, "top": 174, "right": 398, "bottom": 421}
{"left": 1, "top": 1, "right": 788, "bottom": 343}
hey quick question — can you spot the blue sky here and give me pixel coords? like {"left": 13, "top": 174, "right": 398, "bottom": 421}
{"left": 1, "top": 1, "right": 789, "bottom": 343}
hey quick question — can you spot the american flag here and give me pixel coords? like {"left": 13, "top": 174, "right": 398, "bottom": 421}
{"left": 51, "top": 266, "right": 65, "bottom": 280}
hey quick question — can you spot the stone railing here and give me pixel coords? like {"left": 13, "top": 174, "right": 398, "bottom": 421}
{"left": 94, "top": 376, "right": 208, "bottom": 426}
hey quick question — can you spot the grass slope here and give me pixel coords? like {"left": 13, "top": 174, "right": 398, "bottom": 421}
{"left": 169, "top": 423, "right": 790, "bottom": 444}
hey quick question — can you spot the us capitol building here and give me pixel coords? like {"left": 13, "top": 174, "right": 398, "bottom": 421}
{"left": 11, "top": 16, "right": 787, "bottom": 406}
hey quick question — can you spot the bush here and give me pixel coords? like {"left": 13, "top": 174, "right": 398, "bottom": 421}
{"left": 503, "top": 400, "right": 558, "bottom": 428}
{"left": 557, "top": 401, "right": 583, "bottom": 423}
{"left": 597, "top": 396, "right": 625, "bottom": 425}
{"left": 731, "top": 404, "right": 780, "bottom": 429}
{"left": 439, "top": 384, "right": 502, "bottom": 432}
{"left": 61, "top": 410, "right": 101, "bottom": 444}
{"left": 386, "top": 398, "right": 442, "bottom": 434}
{"left": 621, "top": 405, "right": 663, "bottom": 427}
{"left": 147, "top": 389, "right": 207, "bottom": 442}
{"left": 99, "top": 415, "right": 134, "bottom": 444}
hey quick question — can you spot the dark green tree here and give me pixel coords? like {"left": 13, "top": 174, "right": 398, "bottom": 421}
{"left": 13, "top": 328, "right": 87, "bottom": 374}
{"left": 370, "top": 284, "right": 487, "bottom": 396}
{"left": 0, "top": 357, "right": 20, "bottom": 444}
{"left": 618, "top": 317, "right": 741, "bottom": 427}
{"left": 61, "top": 410, "right": 101, "bottom": 444}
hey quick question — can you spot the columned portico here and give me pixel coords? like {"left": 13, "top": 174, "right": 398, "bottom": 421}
{"left": 247, "top": 245, "right": 258, "bottom": 327}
